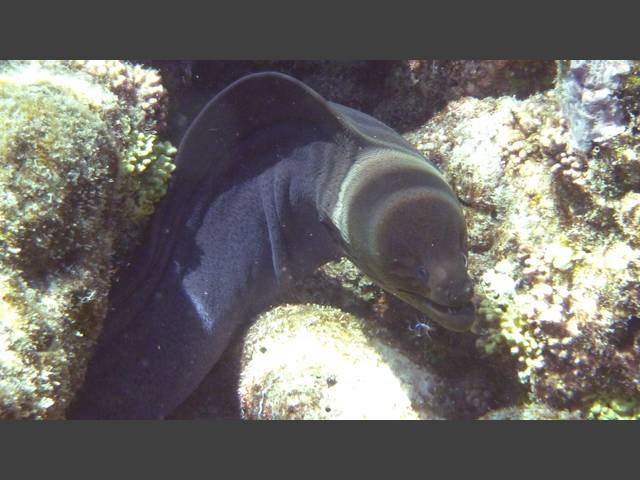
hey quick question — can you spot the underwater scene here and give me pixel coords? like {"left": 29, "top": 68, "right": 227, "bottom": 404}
{"left": 0, "top": 60, "right": 638, "bottom": 420}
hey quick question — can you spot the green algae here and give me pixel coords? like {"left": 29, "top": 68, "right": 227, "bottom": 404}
{"left": 0, "top": 70, "right": 116, "bottom": 418}
{"left": 586, "top": 397, "right": 640, "bottom": 420}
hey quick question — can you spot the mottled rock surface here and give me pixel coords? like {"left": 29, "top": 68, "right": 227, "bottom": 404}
{"left": 0, "top": 61, "right": 174, "bottom": 418}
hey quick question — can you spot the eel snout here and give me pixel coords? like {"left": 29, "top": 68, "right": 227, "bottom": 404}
{"left": 397, "top": 285, "right": 476, "bottom": 333}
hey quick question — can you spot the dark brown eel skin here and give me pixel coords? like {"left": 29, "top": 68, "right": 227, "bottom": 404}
{"left": 68, "top": 72, "right": 474, "bottom": 419}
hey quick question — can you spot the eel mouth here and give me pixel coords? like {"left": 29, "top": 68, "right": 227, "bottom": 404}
{"left": 397, "top": 289, "right": 476, "bottom": 332}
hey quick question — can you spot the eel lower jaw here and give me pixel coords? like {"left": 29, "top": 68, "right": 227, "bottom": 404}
{"left": 397, "top": 289, "right": 476, "bottom": 332}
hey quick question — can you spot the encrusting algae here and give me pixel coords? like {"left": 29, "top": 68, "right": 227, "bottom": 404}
{"left": 0, "top": 60, "right": 175, "bottom": 418}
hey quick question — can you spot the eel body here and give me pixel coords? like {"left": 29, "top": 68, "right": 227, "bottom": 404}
{"left": 68, "top": 72, "right": 474, "bottom": 419}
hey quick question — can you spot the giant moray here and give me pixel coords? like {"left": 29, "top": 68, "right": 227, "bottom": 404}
{"left": 68, "top": 72, "right": 475, "bottom": 419}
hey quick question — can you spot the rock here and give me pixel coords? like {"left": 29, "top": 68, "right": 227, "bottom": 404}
{"left": 0, "top": 60, "right": 174, "bottom": 418}
{"left": 237, "top": 304, "right": 455, "bottom": 419}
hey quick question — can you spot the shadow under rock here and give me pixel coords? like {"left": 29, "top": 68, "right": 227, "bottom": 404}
{"left": 168, "top": 333, "right": 245, "bottom": 420}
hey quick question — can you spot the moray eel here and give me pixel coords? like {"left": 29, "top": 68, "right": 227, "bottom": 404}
{"left": 68, "top": 72, "right": 474, "bottom": 419}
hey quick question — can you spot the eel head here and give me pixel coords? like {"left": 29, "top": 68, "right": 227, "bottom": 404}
{"left": 353, "top": 185, "right": 476, "bottom": 332}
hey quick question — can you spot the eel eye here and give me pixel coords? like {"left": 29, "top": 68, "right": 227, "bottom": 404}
{"left": 417, "top": 266, "right": 429, "bottom": 283}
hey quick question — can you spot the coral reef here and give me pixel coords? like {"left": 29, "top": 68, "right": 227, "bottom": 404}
{"left": 406, "top": 60, "right": 640, "bottom": 413}
{"left": 0, "top": 60, "right": 174, "bottom": 418}
{"left": 3, "top": 59, "right": 628, "bottom": 420}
